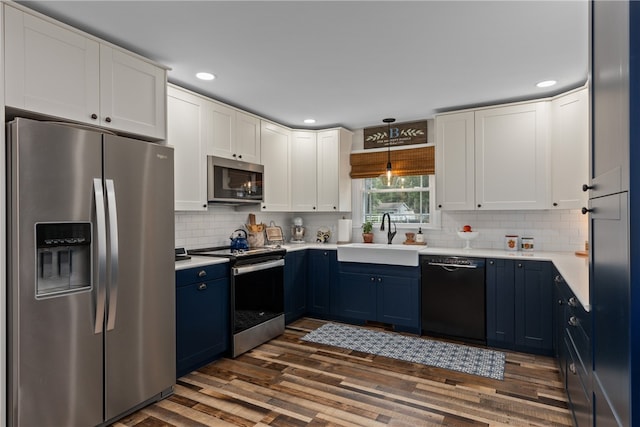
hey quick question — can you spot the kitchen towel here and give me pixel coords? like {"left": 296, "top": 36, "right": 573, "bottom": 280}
{"left": 337, "top": 219, "right": 352, "bottom": 243}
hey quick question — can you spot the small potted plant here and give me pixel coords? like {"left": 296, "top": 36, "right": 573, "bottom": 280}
{"left": 362, "top": 221, "right": 374, "bottom": 243}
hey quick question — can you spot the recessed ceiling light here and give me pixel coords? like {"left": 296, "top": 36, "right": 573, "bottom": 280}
{"left": 196, "top": 72, "right": 215, "bottom": 81}
{"left": 536, "top": 80, "right": 557, "bottom": 88}
{"left": 303, "top": 119, "right": 316, "bottom": 124}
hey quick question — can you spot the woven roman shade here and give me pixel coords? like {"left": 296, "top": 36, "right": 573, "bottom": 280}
{"left": 350, "top": 146, "right": 435, "bottom": 178}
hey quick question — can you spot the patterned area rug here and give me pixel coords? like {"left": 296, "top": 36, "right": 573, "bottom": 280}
{"left": 301, "top": 323, "right": 505, "bottom": 380}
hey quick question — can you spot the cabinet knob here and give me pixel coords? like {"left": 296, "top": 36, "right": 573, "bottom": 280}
{"left": 568, "top": 316, "right": 579, "bottom": 327}
{"left": 333, "top": 206, "right": 337, "bottom": 210}
{"left": 262, "top": 206, "right": 266, "bottom": 209}
{"left": 558, "top": 299, "right": 564, "bottom": 305}
{"left": 553, "top": 202, "right": 558, "bottom": 207}
{"left": 517, "top": 263, "right": 523, "bottom": 268}
{"left": 232, "top": 153, "right": 237, "bottom": 158}
{"left": 313, "top": 206, "right": 316, "bottom": 210}
{"left": 198, "top": 270, "right": 207, "bottom": 277}
{"left": 203, "top": 204, "right": 207, "bottom": 208}
{"left": 323, "top": 252, "right": 328, "bottom": 256}
{"left": 371, "top": 277, "right": 375, "bottom": 282}
{"left": 105, "top": 117, "right": 112, "bottom": 123}
{"left": 582, "top": 184, "right": 594, "bottom": 192}
{"left": 568, "top": 297, "right": 578, "bottom": 307}
{"left": 581, "top": 207, "right": 592, "bottom": 215}
{"left": 438, "top": 204, "right": 442, "bottom": 208}
{"left": 569, "top": 362, "right": 577, "bottom": 375}
{"left": 489, "top": 260, "right": 494, "bottom": 265}
{"left": 554, "top": 275, "right": 564, "bottom": 284}
{"left": 90, "top": 113, "right": 98, "bottom": 120}
{"left": 378, "top": 277, "right": 382, "bottom": 282}
{"left": 477, "top": 204, "right": 482, "bottom": 208}
{"left": 198, "top": 283, "right": 207, "bottom": 291}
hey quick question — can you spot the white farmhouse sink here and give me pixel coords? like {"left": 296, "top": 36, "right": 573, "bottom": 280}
{"left": 337, "top": 243, "right": 421, "bottom": 267}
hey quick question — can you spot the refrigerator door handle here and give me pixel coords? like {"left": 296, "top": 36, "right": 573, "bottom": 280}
{"left": 106, "top": 179, "right": 119, "bottom": 331}
{"left": 93, "top": 178, "right": 107, "bottom": 334}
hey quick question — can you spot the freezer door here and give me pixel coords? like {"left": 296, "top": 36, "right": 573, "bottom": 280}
{"left": 103, "top": 135, "right": 175, "bottom": 420}
{"left": 7, "top": 119, "right": 104, "bottom": 427}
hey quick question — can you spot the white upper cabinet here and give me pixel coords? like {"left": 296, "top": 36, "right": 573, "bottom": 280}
{"left": 317, "top": 129, "right": 352, "bottom": 212}
{"left": 4, "top": 4, "right": 167, "bottom": 140}
{"left": 291, "top": 131, "right": 318, "bottom": 211}
{"left": 550, "top": 87, "right": 589, "bottom": 210}
{"left": 475, "top": 101, "right": 549, "bottom": 210}
{"left": 436, "top": 99, "right": 551, "bottom": 210}
{"left": 261, "top": 121, "right": 291, "bottom": 211}
{"left": 167, "top": 85, "right": 208, "bottom": 211}
{"left": 435, "top": 111, "right": 475, "bottom": 210}
{"left": 208, "top": 101, "right": 261, "bottom": 164}
{"left": 289, "top": 128, "right": 352, "bottom": 212}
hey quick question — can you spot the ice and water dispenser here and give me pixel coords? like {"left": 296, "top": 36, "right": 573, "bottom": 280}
{"left": 36, "top": 222, "right": 91, "bottom": 298}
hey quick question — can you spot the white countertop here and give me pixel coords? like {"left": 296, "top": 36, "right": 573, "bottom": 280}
{"left": 175, "top": 243, "right": 590, "bottom": 311}
{"left": 174, "top": 255, "right": 229, "bottom": 271}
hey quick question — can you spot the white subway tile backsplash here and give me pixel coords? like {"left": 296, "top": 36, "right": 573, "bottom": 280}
{"left": 175, "top": 207, "right": 587, "bottom": 252}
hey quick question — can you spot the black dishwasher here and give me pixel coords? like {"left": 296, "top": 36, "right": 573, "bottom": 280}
{"left": 421, "top": 256, "right": 486, "bottom": 344}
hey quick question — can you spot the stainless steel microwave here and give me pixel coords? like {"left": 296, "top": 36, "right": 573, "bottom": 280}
{"left": 207, "top": 156, "right": 264, "bottom": 204}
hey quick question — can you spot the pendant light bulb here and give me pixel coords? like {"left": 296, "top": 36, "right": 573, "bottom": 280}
{"left": 382, "top": 118, "right": 396, "bottom": 186}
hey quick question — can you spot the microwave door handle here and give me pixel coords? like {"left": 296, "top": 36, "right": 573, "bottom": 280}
{"left": 93, "top": 179, "right": 107, "bottom": 334}
{"left": 105, "top": 179, "right": 119, "bottom": 331}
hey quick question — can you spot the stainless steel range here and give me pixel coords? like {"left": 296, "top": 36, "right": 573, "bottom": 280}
{"left": 188, "top": 246, "right": 286, "bottom": 357}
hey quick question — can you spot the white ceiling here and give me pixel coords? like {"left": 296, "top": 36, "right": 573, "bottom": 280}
{"left": 18, "top": 0, "right": 589, "bottom": 131}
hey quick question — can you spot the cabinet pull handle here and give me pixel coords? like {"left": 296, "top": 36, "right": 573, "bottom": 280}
{"left": 568, "top": 297, "right": 578, "bottom": 307}
{"left": 91, "top": 113, "right": 98, "bottom": 120}
{"left": 582, "top": 184, "right": 594, "bottom": 192}
{"left": 198, "top": 270, "right": 207, "bottom": 277}
{"left": 105, "top": 117, "right": 112, "bottom": 123}
{"left": 554, "top": 275, "right": 564, "bottom": 284}
{"left": 569, "top": 362, "right": 577, "bottom": 375}
{"left": 581, "top": 207, "right": 592, "bottom": 215}
{"left": 198, "top": 283, "right": 207, "bottom": 291}
{"left": 568, "top": 316, "right": 579, "bottom": 327}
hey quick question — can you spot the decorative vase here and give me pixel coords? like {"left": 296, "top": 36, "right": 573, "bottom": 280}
{"left": 362, "top": 233, "right": 374, "bottom": 243}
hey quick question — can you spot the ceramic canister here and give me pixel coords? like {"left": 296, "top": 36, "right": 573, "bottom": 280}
{"left": 505, "top": 235, "right": 519, "bottom": 251}
{"left": 521, "top": 237, "right": 535, "bottom": 252}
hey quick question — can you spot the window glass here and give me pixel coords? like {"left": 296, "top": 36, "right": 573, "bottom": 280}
{"left": 363, "top": 175, "right": 434, "bottom": 225}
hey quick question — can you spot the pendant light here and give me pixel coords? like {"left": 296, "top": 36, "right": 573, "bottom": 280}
{"left": 382, "top": 118, "right": 396, "bottom": 186}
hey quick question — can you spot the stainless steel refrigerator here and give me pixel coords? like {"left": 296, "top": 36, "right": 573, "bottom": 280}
{"left": 7, "top": 118, "right": 176, "bottom": 426}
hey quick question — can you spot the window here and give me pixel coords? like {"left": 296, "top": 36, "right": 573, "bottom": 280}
{"left": 362, "top": 175, "right": 436, "bottom": 226}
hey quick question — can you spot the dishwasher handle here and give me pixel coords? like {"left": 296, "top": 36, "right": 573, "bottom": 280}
{"left": 427, "top": 262, "right": 480, "bottom": 270}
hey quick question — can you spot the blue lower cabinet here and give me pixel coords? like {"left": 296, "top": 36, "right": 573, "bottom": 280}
{"left": 486, "top": 259, "right": 553, "bottom": 355}
{"left": 337, "top": 263, "right": 420, "bottom": 333}
{"left": 284, "top": 250, "right": 307, "bottom": 324}
{"left": 176, "top": 264, "right": 229, "bottom": 378}
{"left": 307, "top": 249, "right": 338, "bottom": 318}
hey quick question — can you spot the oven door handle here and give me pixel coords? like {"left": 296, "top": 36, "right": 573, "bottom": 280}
{"left": 233, "top": 258, "right": 285, "bottom": 276}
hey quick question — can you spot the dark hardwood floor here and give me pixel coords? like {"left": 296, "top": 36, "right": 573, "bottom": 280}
{"left": 113, "top": 318, "right": 572, "bottom": 426}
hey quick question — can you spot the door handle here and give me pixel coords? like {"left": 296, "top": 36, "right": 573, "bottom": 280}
{"left": 106, "top": 179, "right": 119, "bottom": 331}
{"left": 93, "top": 179, "right": 107, "bottom": 334}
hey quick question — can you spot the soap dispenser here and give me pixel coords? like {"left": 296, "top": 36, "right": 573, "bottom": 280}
{"left": 416, "top": 227, "right": 424, "bottom": 243}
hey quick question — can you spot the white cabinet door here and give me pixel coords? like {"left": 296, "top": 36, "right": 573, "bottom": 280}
{"left": 261, "top": 121, "right": 291, "bottom": 211}
{"left": 550, "top": 88, "right": 589, "bottom": 209}
{"left": 100, "top": 46, "right": 166, "bottom": 139}
{"left": 435, "top": 111, "right": 475, "bottom": 210}
{"left": 291, "top": 131, "right": 318, "bottom": 211}
{"left": 208, "top": 104, "right": 261, "bottom": 163}
{"left": 475, "top": 102, "right": 549, "bottom": 210}
{"left": 207, "top": 101, "right": 236, "bottom": 158}
{"left": 235, "top": 111, "right": 261, "bottom": 164}
{"left": 4, "top": 5, "right": 100, "bottom": 124}
{"left": 317, "top": 129, "right": 345, "bottom": 212}
{"left": 167, "top": 85, "right": 208, "bottom": 211}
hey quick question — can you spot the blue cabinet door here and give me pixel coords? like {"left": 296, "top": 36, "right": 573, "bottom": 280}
{"left": 377, "top": 274, "right": 420, "bottom": 332}
{"left": 337, "top": 262, "right": 420, "bottom": 333}
{"left": 514, "top": 260, "right": 553, "bottom": 353}
{"left": 335, "top": 272, "right": 377, "bottom": 321}
{"left": 284, "top": 250, "right": 307, "bottom": 324}
{"left": 176, "top": 273, "right": 229, "bottom": 378}
{"left": 486, "top": 258, "right": 515, "bottom": 348}
{"left": 307, "top": 249, "right": 337, "bottom": 317}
